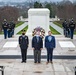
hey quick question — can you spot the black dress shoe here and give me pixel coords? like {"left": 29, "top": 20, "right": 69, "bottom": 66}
{"left": 34, "top": 62, "right": 37, "bottom": 63}
{"left": 38, "top": 62, "right": 41, "bottom": 63}
{"left": 24, "top": 61, "right": 26, "bottom": 63}
{"left": 21, "top": 61, "right": 24, "bottom": 63}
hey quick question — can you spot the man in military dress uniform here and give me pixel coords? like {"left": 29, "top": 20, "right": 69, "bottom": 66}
{"left": 65, "top": 23, "right": 70, "bottom": 37}
{"left": 10, "top": 21, "right": 15, "bottom": 37}
{"left": 19, "top": 30, "right": 29, "bottom": 63}
{"left": 69, "top": 20, "right": 75, "bottom": 39}
{"left": 7, "top": 23, "right": 12, "bottom": 38}
{"left": 2, "top": 19, "right": 8, "bottom": 39}
{"left": 62, "top": 20, "right": 68, "bottom": 37}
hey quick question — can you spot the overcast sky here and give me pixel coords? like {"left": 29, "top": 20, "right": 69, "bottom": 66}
{"left": 0, "top": 0, "right": 74, "bottom": 2}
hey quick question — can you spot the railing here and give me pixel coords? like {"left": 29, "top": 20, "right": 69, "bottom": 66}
{"left": 0, "top": 66, "right": 4, "bottom": 75}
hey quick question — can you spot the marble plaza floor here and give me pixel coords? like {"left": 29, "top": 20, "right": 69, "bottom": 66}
{"left": 0, "top": 59, "right": 75, "bottom": 75}
{"left": 0, "top": 35, "right": 76, "bottom": 75}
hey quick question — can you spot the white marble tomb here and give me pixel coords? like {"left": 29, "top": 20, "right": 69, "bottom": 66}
{"left": 26, "top": 8, "right": 50, "bottom": 35}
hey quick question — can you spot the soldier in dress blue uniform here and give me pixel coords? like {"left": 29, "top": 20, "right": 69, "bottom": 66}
{"left": 69, "top": 20, "right": 75, "bottom": 39}
{"left": 10, "top": 21, "right": 15, "bottom": 37}
{"left": 19, "top": 30, "right": 29, "bottom": 63}
{"left": 2, "top": 19, "right": 8, "bottom": 39}
{"left": 65, "top": 23, "right": 70, "bottom": 37}
{"left": 62, "top": 20, "right": 68, "bottom": 37}
{"left": 7, "top": 23, "right": 12, "bottom": 38}
{"left": 45, "top": 31, "right": 56, "bottom": 64}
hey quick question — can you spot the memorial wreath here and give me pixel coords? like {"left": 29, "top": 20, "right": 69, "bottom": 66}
{"left": 32, "top": 27, "right": 45, "bottom": 39}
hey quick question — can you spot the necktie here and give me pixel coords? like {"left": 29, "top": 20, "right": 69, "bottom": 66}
{"left": 37, "top": 36, "right": 39, "bottom": 42}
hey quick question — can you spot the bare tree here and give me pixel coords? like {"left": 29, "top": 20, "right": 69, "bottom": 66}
{"left": 0, "top": 6, "right": 19, "bottom": 31}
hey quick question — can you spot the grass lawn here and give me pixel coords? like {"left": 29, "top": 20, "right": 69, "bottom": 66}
{"left": 17, "top": 26, "right": 28, "bottom": 34}
{"left": 74, "top": 31, "right": 76, "bottom": 34}
{"left": 53, "top": 21, "right": 63, "bottom": 28}
{"left": 0, "top": 31, "right": 3, "bottom": 34}
{"left": 15, "top": 21, "right": 25, "bottom": 28}
{"left": 50, "top": 26, "right": 60, "bottom": 35}
{"left": 17, "top": 25, "right": 60, "bottom": 35}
